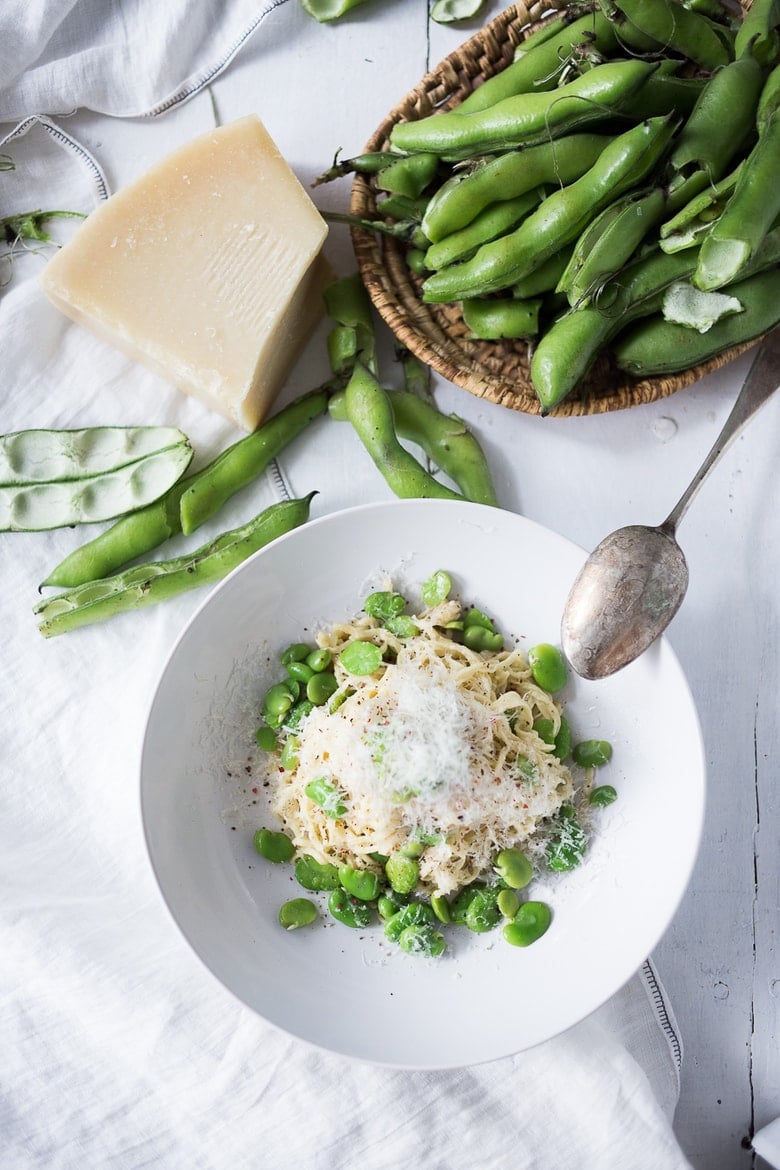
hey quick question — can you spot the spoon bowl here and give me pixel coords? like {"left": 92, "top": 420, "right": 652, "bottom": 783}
{"left": 561, "top": 327, "right": 780, "bottom": 680}
{"left": 561, "top": 524, "right": 688, "bottom": 680}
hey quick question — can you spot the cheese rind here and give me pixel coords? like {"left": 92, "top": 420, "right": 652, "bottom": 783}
{"left": 41, "top": 116, "right": 328, "bottom": 431}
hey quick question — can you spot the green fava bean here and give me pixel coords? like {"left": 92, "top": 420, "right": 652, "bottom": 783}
{"left": 385, "top": 853, "right": 420, "bottom": 895}
{"left": 384, "top": 900, "right": 436, "bottom": 942}
{"left": 279, "top": 735, "right": 299, "bottom": 771}
{"left": 528, "top": 643, "right": 567, "bottom": 693}
{"left": 278, "top": 898, "right": 318, "bottom": 930}
{"left": 398, "top": 924, "right": 446, "bottom": 957}
{"left": 377, "top": 895, "right": 400, "bottom": 920}
{"left": 305, "top": 777, "right": 348, "bottom": 819}
{"left": 421, "top": 570, "right": 452, "bottom": 607}
{"left": 338, "top": 865, "right": 383, "bottom": 901}
{"left": 547, "top": 809, "right": 587, "bottom": 872}
{"left": 255, "top": 726, "right": 277, "bottom": 752}
{"left": 589, "top": 784, "right": 618, "bottom": 807}
{"left": 494, "top": 847, "right": 533, "bottom": 890}
{"left": 287, "top": 659, "right": 315, "bottom": 684}
{"left": 295, "top": 854, "right": 341, "bottom": 891}
{"left": 306, "top": 648, "right": 332, "bottom": 672}
{"left": 364, "top": 590, "right": 406, "bottom": 622}
{"left": 497, "top": 888, "right": 520, "bottom": 920}
{"left": 264, "top": 683, "right": 295, "bottom": 717}
{"left": 572, "top": 739, "right": 613, "bottom": 767}
{"left": 450, "top": 884, "right": 484, "bottom": 925}
{"left": 464, "top": 888, "right": 501, "bottom": 933}
{"left": 306, "top": 671, "right": 338, "bottom": 705}
{"left": 553, "top": 717, "right": 572, "bottom": 762}
{"left": 253, "top": 828, "right": 295, "bottom": 864}
{"left": 385, "top": 615, "right": 420, "bottom": 639}
{"left": 533, "top": 717, "right": 555, "bottom": 745}
{"left": 328, "top": 888, "right": 374, "bottom": 928}
{"left": 503, "top": 901, "right": 552, "bottom": 947}
{"left": 431, "top": 893, "right": 452, "bottom": 923}
{"left": 281, "top": 641, "right": 311, "bottom": 664}
{"left": 339, "top": 639, "right": 384, "bottom": 676}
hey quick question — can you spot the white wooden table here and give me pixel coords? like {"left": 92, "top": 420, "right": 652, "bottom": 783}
{"left": 15, "top": 2, "right": 780, "bottom": 1165}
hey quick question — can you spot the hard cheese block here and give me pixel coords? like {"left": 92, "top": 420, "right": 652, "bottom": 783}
{"left": 41, "top": 115, "right": 329, "bottom": 431}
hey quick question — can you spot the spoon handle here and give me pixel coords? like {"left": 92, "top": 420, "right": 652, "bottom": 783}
{"left": 664, "top": 326, "right": 780, "bottom": 532}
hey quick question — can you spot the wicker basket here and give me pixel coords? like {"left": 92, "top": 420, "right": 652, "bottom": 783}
{"left": 350, "top": 1, "right": 754, "bottom": 417}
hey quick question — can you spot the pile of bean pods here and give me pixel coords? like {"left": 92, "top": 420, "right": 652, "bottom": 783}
{"left": 330, "top": 0, "right": 780, "bottom": 412}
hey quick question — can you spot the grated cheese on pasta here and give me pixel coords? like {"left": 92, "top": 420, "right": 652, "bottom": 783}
{"left": 269, "top": 599, "right": 573, "bottom": 895}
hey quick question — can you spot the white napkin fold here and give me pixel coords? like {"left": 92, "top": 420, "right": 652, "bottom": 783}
{"left": 0, "top": 0, "right": 291, "bottom": 120}
{"left": 0, "top": 8, "right": 694, "bottom": 1168}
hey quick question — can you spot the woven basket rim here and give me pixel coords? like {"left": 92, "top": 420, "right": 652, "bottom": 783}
{"left": 350, "top": 1, "right": 755, "bottom": 418}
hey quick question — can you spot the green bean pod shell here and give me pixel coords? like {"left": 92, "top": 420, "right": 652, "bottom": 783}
{"left": 421, "top": 134, "right": 613, "bottom": 244}
{"left": 35, "top": 494, "right": 315, "bottom": 637}
{"left": 389, "top": 59, "right": 659, "bottom": 159}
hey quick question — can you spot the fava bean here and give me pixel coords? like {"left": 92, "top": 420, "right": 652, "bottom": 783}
{"left": 282, "top": 642, "right": 311, "bottom": 664}
{"left": 328, "top": 888, "right": 374, "bottom": 928}
{"left": 385, "top": 853, "right": 420, "bottom": 895}
{"left": 306, "top": 671, "right": 339, "bottom": 705}
{"left": 305, "top": 777, "right": 348, "bottom": 819}
{"left": 424, "top": 189, "right": 545, "bottom": 270}
{"left": 338, "top": 865, "right": 383, "bottom": 901}
{"left": 546, "top": 807, "right": 587, "bottom": 872}
{"left": 431, "top": 893, "right": 452, "bottom": 923}
{"left": 255, "top": 726, "right": 277, "bottom": 752}
{"left": 287, "top": 660, "right": 315, "bottom": 684}
{"left": 306, "top": 648, "right": 332, "bottom": 672}
{"left": 398, "top": 924, "right": 446, "bottom": 957}
{"left": 254, "top": 828, "right": 295, "bottom": 864}
{"left": 528, "top": 643, "right": 567, "bottom": 693}
{"left": 497, "top": 888, "right": 520, "bottom": 919}
{"left": 384, "top": 900, "right": 436, "bottom": 941}
{"left": 0, "top": 426, "right": 192, "bottom": 534}
{"left": 339, "top": 639, "right": 384, "bottom": 676}
{"left": 494, "top": 847, "right": 533, "bottom": 890}
{"left": 464, "top": 887, "right": 502, "bottom": 933}
{"left": 589, "top": 784, "right": 618, "bottom": 807}
{"left": 503, "top": 901, "right": 552, "bottom": 947}
{"left": 421, "top": 569, "right": 452, "bottom": 607}
{"left": 278, "top": 898, "right": 318, "bottom": 930}
{"left": 606, "top": 0, "right": 730, "bottom": 69}
{"left": 694, "top": 114, "right": 780, "bottom": 291}
{"left": 450, "top": 883, "right": 484, "bottom": 925}
{"left": 572, "top": 739, "right": 613, "bottom": 767}
{"left": 279, "top": 734, "right": 299, "bottom": 771}
{"left": 295, "top": 854, "right": 341, "bottom": 891}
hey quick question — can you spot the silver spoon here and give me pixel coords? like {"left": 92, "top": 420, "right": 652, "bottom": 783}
{"left": 561, "top": 326, "right": 780, "bottom": 679}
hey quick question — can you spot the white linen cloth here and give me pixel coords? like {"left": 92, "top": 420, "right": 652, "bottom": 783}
{"left": 1, "top": 5, "right": 693, "bottom": 1167}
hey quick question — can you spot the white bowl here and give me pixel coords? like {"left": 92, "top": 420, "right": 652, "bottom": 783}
{"left": 140, "top": 499, "right": 705, "bottom": 1068}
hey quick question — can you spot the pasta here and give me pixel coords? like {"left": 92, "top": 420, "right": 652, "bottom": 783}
{"left": 268, "top": 591, "right": 574, "bottom": 896}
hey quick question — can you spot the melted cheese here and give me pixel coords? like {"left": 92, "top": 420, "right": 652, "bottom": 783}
{"left": 41, "top": 115, "right": 328, "bottom": 431}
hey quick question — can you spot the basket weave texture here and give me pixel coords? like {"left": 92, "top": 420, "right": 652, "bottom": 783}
{"left": 351, "top": 1, "right": 754, "bottom": 417}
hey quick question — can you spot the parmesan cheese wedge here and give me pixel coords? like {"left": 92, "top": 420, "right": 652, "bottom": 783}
{"left": 41, "top": 115, "right": 329, "bottom": 431}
